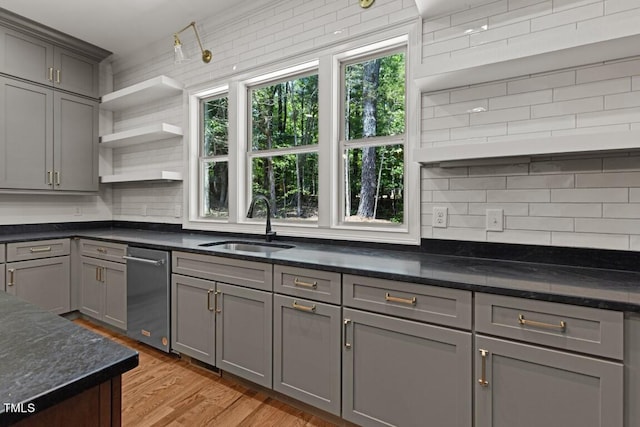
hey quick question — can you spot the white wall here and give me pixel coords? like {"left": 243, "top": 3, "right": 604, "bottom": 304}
{"left": 419, "top": 0, "right": 640, "bottom": 251}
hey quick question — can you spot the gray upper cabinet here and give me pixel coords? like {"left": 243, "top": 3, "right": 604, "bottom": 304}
{"left": 215, "top": 282, "right": 273, "bottom": 388}
{"left": 342, "top": 307, "right": 472, "bottom": 427}
{"left": 6, "top": 256, "right": 70, "bottom": 314}
{"left": 475, "top": 335, "right": 623, "bottom": 427}
{"left": 171, "top": 273, "right": 215, "bottom": 365}
{"left": 0, "top": 26, "right": 99, "bottom": 98}
{"left": 273, "top": 294, "right": 341, "bottom": 416}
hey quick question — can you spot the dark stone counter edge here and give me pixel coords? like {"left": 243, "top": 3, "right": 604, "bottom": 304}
{"left": 0, "top": 354, "right": 138, "bottom": 425}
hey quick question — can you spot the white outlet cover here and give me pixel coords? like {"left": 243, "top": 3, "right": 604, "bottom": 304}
{"left": 433, "top": 207, "right": 448, "bottom": 228}
{"left": 486, "top": 209, "right": 503, "bottom": 231}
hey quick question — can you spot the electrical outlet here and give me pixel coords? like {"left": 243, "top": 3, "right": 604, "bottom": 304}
{"left": 174, "top": 204, "right": 182, "bottom": 218}
{"left": 433, "top": 207, "right": 448, "bottom": 228}
{"left": 486, "top": 209, "right": 503, "bottom": 231}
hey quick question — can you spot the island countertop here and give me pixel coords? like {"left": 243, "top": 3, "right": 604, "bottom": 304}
{"left": 0, "top": 292, "right": 138, "bottom": 425}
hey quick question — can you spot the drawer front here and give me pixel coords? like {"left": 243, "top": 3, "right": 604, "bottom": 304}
{"left": 343, "top": 274, "right": 472, "bottom": 329}
{"left": 7, "top": 239, "right": 70, "bottom": 261}
{"left": 274, "top": 265, "right": 341, "bottom": 304}
{"left": 172, "top": 251, "right": 272, "bottom": 291}
{"left": 475, "top": 293, "right": 624, "bottom": 360}
{"left": 80, "top": 239, "right": 127, "bottom": 263}
{"left": 0, "top": 244, "right": 5, "bottom": 263}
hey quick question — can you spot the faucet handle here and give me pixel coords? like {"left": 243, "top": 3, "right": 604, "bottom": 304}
{"left": 266, "top": 231, "right": 277, "bottom": 242}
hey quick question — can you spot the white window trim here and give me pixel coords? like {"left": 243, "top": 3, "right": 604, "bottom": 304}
{"left": 183, "top": 22, "right": 421, "bottom": 245}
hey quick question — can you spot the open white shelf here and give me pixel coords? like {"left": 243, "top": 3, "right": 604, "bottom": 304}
{"left": 414, "top": 131, "right": 640, "bottom": 165}
{"left": 100, "top": 123, "right": 183, "bottom": 148}
{"left": 101, "top": 76, "right": 183, "bottom": 110}
{"left": 100, "top": 171, "right": 183, "bottom": 184}
{"left": 415, "top": 33, "right": 640, "bottom": 92}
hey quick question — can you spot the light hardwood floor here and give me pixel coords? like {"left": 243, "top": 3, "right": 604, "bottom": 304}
{"left": 74, "top": 319, "right": 338, "bottom": 427}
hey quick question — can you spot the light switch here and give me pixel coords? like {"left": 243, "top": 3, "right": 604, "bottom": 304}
{"left": 486, "top": 209, "right": 503, "bottom": 231}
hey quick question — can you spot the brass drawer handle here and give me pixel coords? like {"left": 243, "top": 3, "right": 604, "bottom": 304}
{"left": 207, "top": 289, "right": 214, "bottom": 311}
{"left": 30, "top": 246, "right": 52, "bottom": 253}
{"left": 95, "top": 266, "right": 100, "bottom": 282}
{"left": 292, "top": 301, "right": 316, "bottom": 312}
{"left": 8, "top": 268, "right": 15, "bottom": 286}
{"left": 56, "top": 69, "right": 61, "bottom": 84}
{"left": 518, "top": 314, "right": 566, "bottom": 331}
{"left": 55, "top": 171, "right": 60, "bottom": 186}
{"left": 48, "top": 67, "right": 54, "bottom": 82}
{"left": 214, "top": 291, "right": 221, "bottom": 314}
{"left": 478, "top": 349, "right": 489, "bottom": 387}
{"left": 47, "top": 170, "right": 53, "bottom": 185}
{"left": 385, "top": 292, "right": 417, "bottom": 306}
{"left": 293, "top": 277, "right": 317, "bottom": 289}
{"left": 96, "top": 248, "right": 107, "bottom": 253}
{"left": 344, "top": 318, "right": 352, "bottom": 349}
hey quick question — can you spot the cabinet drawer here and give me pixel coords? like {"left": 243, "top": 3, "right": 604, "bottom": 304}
{"left": 172, "top": 251, "right": 272, "bottom": 291}
{"left": 343, "top": 274, "right": 472, "bottom": 329}
{"left": 475, "top": 293, "right": 624, "bottom": 360}
{"left": 7, "top": 239, "right": 70, "bottom": 261}
{"left": 274, "top": 265, "right": 341, "bottom": 304}
{"left": 0, "top": 244, "right": 5, "bottom": 263}
{"left": 80, "top": 239, "right": 127, "bottom": 263}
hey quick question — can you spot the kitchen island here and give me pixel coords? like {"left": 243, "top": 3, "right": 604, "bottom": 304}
{"left": 0, "top": 292, "right": 138, "bottom": 426}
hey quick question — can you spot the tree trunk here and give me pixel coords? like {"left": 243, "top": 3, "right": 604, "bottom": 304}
{"left": 357, "top": 59, "right": 381, "bottom": 218}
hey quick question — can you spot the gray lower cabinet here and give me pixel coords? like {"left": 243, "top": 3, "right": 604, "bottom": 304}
{"left": 273, "top": 294, "right": 341, "bottom": 416}
{"left": 6, "top": 256, "right": 70, "bottom": 314}
{"left": 342, "top": 307, "right": 472, "bottom": 427}
{"left": 475, "top": 334, "right": 623, "bottom": 427}
{"left": 80, "top": 256, "right": 126, "bottom": 330}
{"left": 171, "top": 274, "right": 215, "bottom": 365}
{"left": 216, "top": 282, "right": 273, "bottom": 388}
{"left": 0, "top": 263, "right": 4, "bottom": 292}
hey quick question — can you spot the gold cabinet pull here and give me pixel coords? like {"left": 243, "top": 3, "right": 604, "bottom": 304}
{"left": 292, "top": 301, "right": 316, "bottom": 312}
{"left": 55, "top": 171, "right": 60, "bottom": 186}
{"left": 344, "top": 318, "right": 352, "bottom": 349}
{"left": 207, "top": 289, "right": 214, "bottom": 312}
{"left": 518, "top": 314, "right": 566, "bottom": 331}
{"left": 293, "top": 277, "right": 317, "bottom": 289}
{"left": 385, "top": 292, "right": 417, "bottom": 306}
{"left": 478, "top": 349, "right": 489, "bottom": 387}
{"left": 8, "top": 268, "right": 15, "bottom": 286}
{"left": 56, "top": 69, "right": 61, "bottom": 84}
{"left": 95, "top": 266, "right": 100, "bottom": 281}
{"left": 30, "top": 246, "right": 52, "bottom": 253}
{"left": 96, "top": 248, "right": 107, "bottom": 253}
{"left": 214, "top": 291, "right": 221, "bottom": 313}
{"left": 47, "top": 171, "right": 53, "bottom": 185}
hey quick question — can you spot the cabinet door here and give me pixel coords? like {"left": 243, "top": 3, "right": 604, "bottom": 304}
{"left": 0, "top": 76, "right": 53, "bottom": 190}
{"left": 0, "top": 264, "right": 4, "bottom": 291}
{"left": 103, "top": 261, "right": 126, "bottom": 330}
{"left": 0, "top": 28, "right": 53, "bottom": 87}
{"left": 54, "top": 91, "right": 98, "bottom": 191}
{"left": 171, "top": 274, "right": 215, "bottom": 365}
{"left": 80, "top": 257, "right": 103, "bottom": 319}
{"left": 216, "top": 283, "right": 272, "bottom": 388}
{"left": 342, "top": 308, "right": 472, "bottom": 427}
{"left": 475, "top": 335, "right": 623, "bottom": 427}
{"left": 273, "top": 294, "right": 341, "bottom": 415}
{"left": 6, "top": 256, "right": 70, "bottom": 314}
{"left": 54, "top": 47, "right": 99, "bottom": 98}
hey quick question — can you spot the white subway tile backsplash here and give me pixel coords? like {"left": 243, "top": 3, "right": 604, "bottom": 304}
{"left": 487, "top": 229, "right": 551, "bottom": 244}
{"left": 450, "top": 82, "right": 507, "bottom": 102}
{"left": 531, "top": 97, "right": 603, "bottom": 118}
{"left": 470, "top": 21, "right": 530, "bottom": 46}
{"left": 531, "top": 2, "right": 603, "bottom": 31}
{"left": 423, "top": 16, "right": 451, "bottom": 33}
{"left": 603, "top": 203, "right": 640, "bottom": 217}
{"left": 507, "top": 216, "right": 574, "bottom": 231}
{"left": 469, "top": 202, "right": 529, "bottom": 215}
{"left": 490, "top": 1, "right": 552, "bottom": 27}
{"left": 552, "top": 232, "right": 630, "bottom": 250}
{"left": 530, "top": 202, "right": 602, "bottom": 217}
{"left": 470, "top": 106, "right": 530, "bottom": 125}
{"left": 576, "top": 218, "right": 640, "bottom": 234}
{"left": 422, "top": 202, "right": 469, "bottom": 214}
{"left": 604, "top": 0, "right": 640, "bottom": 14}
{"left": 422, "top": 129, "right": 451, "bottom": 144}
{"left": 488, "top": 189, "right": 551, "bottom": 202}
{"left": 603, "top": 156, "right": 640, "bottom": 171}
{"left": 451, "top": 123, "right": 508, "bottom": 139}
{"left": 488, "top": 130, "right": 552, "bottom": 142}
{"left": 552, "top": 0, "right": 602, "bottom": 12}
{"left": 450, "top": 176, "right": 507, "bottom": 189}
{"left": 507, "top": 174, "right": 575, "bottom": 188}
{"left": 434, "top": 190, "right": 488, "bottom": 202}
{"left": 469, "top": 163, "right": 530, "bottom": 176}
{"left": 433, "top": 19, "right": 488, "bottom": 42}
{"left": 552, "top": 124, "right": 631, "bottom": 136}
{"left": 422, "top": 166, "right": 469, "bottom": 178}
{"left": 434, "top": 100, "right": 489, "bottom": 117}
{"left": 508, "top": 115, "right": 575, "bottom": 134}
{"left": 489, "top": 90, "right": 553, "bottom": 109}
{"left": 553, "top": 78, "right": 631, "bottom": 101}
{"left": 449, "top": 215, "right": 486, "bottom": 228}
{"left": 423, "top": 92, "right": 451, "bottom": 108}
{"left": 451, "top": 1, "right": 509, "bottom": 25}
{"left": 605, "top": 92, "right": 640, "bottom": 109}
{"left": 577, "top": 172, "right": 640, "bottom": 187}
{"left": 631, "top": 188, "right": 640, "bottom": 202}
{"left": 577, "top": 106, "right": 640, "bottom": 127}
{"left": 578, "top": 58, "right": 640, "bottom": 84}
{"left": 423, "top": 114, "right": 470, "bottom": 130}
{"left": 551, "top": 188, "right": 628, "bottom": 202}
{"left": 633, "top": 76, "right": 639, "bottom": 91}
{"left": 507, "top": 71, "right": 575, "bottom": 94}
{"left": 510, "top": 0, "right": 549, "bottom": 9}
{"left": 433, "top": 227, "right": 488, "bottom": 241}
{"left": 422, "top": 178, "right": 451, "bottom": 190}
{"left": 423, "top": 36, "right": 469, "bottom": 57}
{"left": 631, "top": 235, "right": 640, "bottom": 250}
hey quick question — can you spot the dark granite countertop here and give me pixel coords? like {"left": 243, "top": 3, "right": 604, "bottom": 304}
{"left": 0, "top": 292, "right": 138, "bottom": 425}
{"left": 2, "top": 227, "right": 640, "bottom": 312}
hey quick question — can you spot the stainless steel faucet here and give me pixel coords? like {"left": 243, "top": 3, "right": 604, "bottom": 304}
{"left": 247, "top": 195, "right": 276, "bottom": 242}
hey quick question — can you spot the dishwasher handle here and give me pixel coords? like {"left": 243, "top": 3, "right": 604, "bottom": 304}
{"left": 122, "top": 255, "right": 165, "bottom": 266}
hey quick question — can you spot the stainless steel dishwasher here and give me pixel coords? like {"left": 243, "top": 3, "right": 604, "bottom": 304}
{"left": 123, "top": 247, "right": 170, "bottom": 352}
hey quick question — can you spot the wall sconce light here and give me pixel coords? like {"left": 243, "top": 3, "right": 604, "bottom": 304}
{"left": 174, "top": 21, "right": 212, "bottom": 64}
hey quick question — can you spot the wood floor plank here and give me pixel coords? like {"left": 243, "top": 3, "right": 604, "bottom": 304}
{"left": 73, "top": 319, "right": 339, "bottom": 427}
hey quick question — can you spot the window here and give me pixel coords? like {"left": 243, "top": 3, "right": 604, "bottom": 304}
{"left": 248, "top": 72, "right": 319, "bottom": 221}
{"left": 200, "top": 95, "right": 229, "bottom": 218}
{"left": 341, "top": 49, "right": 406, "bottom": 225}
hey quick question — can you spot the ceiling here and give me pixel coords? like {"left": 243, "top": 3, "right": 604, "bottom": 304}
{"left": 0, "top": 0, "right": 250, "bottom": 58}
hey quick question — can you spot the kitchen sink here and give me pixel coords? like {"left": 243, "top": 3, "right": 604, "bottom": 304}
{"left": 198, "top": 240, "right": 295, "bottom": 253}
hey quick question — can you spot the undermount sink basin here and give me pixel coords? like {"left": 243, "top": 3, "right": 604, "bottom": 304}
{"left": 199, "top": 240, "right": 295, "bottom": 253}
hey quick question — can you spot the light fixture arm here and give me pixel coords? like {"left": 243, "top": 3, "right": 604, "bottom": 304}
{"left": 174, "top": 21, "right": 212, "bottom": 63}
